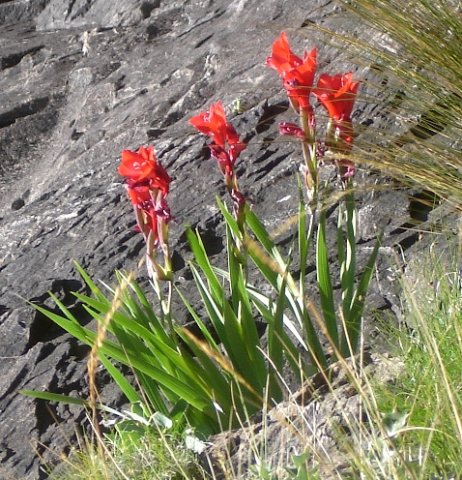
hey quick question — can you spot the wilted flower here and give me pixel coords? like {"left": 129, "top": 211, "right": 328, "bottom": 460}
{"left": 266, "top": 32, "right": 317, "bottom": 113}
{"left": 337, "top": 159, "right": 356, "bottom": 180}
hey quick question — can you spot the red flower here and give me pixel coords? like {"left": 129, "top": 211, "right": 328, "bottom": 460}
{"left": 118, "top": 145, "right": 172, "bottom": 242}
{"left": 142, "top": 206, "right": 159, "bottom": 238}
{"left": 266, "top": 32, "right": 317, "bottom": 112}
{"left": 189, "top": 102, "right": 228, "bottom": 147}
{"left": 127, "top": 183, "right": 152, "bottom": 210}
{"left": 189, "top": 101, "right": 246, "bottom": 176}
{"left": 119, "top": 146, "right": 171, "bottom": 197}
{"left": 313, "top": 73, "right": 359, "bottom": 122}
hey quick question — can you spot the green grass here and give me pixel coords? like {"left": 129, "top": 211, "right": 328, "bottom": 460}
{"left": 371, "top": 240, "right": 462, "bottom": 478}
{"left": 333, "top": 1, "right": 462, "bottom": 473}
{"left": 48, "top": 425, "right": 207, "bottom": 480}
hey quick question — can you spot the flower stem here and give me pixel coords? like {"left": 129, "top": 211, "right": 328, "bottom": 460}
{"left": 225, "top": 173, "right": 245, "bottom": 229}
{"left": 299, "top": 109, "right": 318, "bottom": 206}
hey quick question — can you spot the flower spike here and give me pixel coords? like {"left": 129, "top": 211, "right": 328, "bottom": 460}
{"left": 313, "top": 73, "right": 360, "bottom": 180}
{"left": 118, "top": 145, "right": 173, "bottom": 281}
{"left": 189, "top": 101, "right": 247, "bottom": 228}
{"left": 189, "top": 101, "right": 246, "bottom": 176}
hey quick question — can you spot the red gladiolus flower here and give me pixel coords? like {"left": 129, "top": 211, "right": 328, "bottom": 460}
{"left": 189, "top": 101, "right": 246, "bottom": 176}
{"left": 119, "top": 145, "right": 171, "bottom": 197}
{"left": 126, "top": 183, "right": 152, "bottom": 210}
{"left": 119, "top": 145, "right": 173, "bottom": 281}
{"left": 313, "top": 73, "right": 360, "bottom": 123}
{"left": 118, "top": 145, "right": 172, "bottom": 242}
{"left": 188, "top": 101, "right": 228, "bottom": 147}
{"left": 313, "top": 74, "right": 359, "bottom": 180}
{"left": 266, "top": 32, "right": 317, "bottom": 112}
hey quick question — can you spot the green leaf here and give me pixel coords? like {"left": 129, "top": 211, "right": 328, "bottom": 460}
{"left": 175, "top": 287, "right": 220, "bottom": 350}
{"left": 245, "top": 209, "right": 275, "bottom": 253}
{"left": 20, "top": 390, "right": 87, "bottom": 406}
{"left": 266, "top": 276, "right": 287, "bottom": 402}
{"left": 74, "top": 261, "right": 107, "bottom": 302}
{"left": 316, "top": 211, "right": 339, "bottom": 348}
{"left": 224, "top": 227, "right": 265, "bottom": 378}
{"left": 297, "top": 180, "right": 313, "bottom": 285}
{"left": 217, "top": 197, "right": 241, "bottom": 239}
{"left": 74, "top": 293, "right": 158, "bottom": 343}
{"left": 221, "top": 300, "right": 253, "bottom": 373}
{"left": 226, "top": 224, "right": 242, "bottom": 312}
{"left": 190, "top": 264, "right": 226, "bottom": 341}
{"left": 340, "top": 188, "right": 357, "bottom": 318}
{"left": 250, "top": 291, "right": 316, "bottom": 379}
{"left": 246, "top": 242, "right": 279, "bottom": 288}
{"left": 100, "top": 345, "right": 210, "bottom": 412}
{"left": 299, "top": 302, "right": 328, "bottom": 371}
{"left": 176, "top": 328, "right": 232, "bottom": 409}
{"left": 341, "top": 235, "right": 381, "bottom": 356}
{"left": 247, "top": 287, "right": 305, "bottom": 347}
{"left": 337, "top": 204, "right": 346, "bottom": 275}
{"left": 189, "top": 263, "right": 265, "bottom": 396}
{"left": 187, "top": 228, "right": 223, "bottom": 302}
{"left": 99, "top": 354, "right": 140, "bottom": 404}
{"left": 29, "top": 299, "right": 93, "bottom": 345}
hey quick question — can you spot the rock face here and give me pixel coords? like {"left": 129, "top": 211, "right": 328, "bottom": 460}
{"left": 0, "top": 1, "right": 435, "bottom": 478}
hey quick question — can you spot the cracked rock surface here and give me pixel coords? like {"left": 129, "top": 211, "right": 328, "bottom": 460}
{"left": 0, "top": 1, "right": 439, "bottom": 478}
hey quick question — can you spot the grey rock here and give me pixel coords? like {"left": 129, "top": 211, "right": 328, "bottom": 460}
{"left": 0, "top": 0, "right": 48, "bottom": 26}
{"left": 0, "top": 0, "right": 443, "bottom": 478}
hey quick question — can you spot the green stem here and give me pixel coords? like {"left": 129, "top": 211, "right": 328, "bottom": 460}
{"left": 297, "top": 108, "right": 328, "bottom": 368}
{"left": 225, "top": 172, "right": 248, "bottom": 272}
{"left": 299, "top": 108, "right": 318, "bottom": 206}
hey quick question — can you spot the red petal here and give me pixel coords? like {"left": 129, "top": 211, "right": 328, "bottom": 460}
{"left": 189, "top": 102, "right": 228, "bottom": 147}
{"left": 120, "top": 149, "right": 142, "bottom": 164}
{"left": 138, "top": 145, "right": 156, "bottom": 163}
{"left": 313, "top": 73, "right": 359, "bottom": 121}
{"left": 266, "top": 32, "right": 303, "bottom": 76}
{"left": 189, "top": 112, "right": 210, "bottom": 132}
